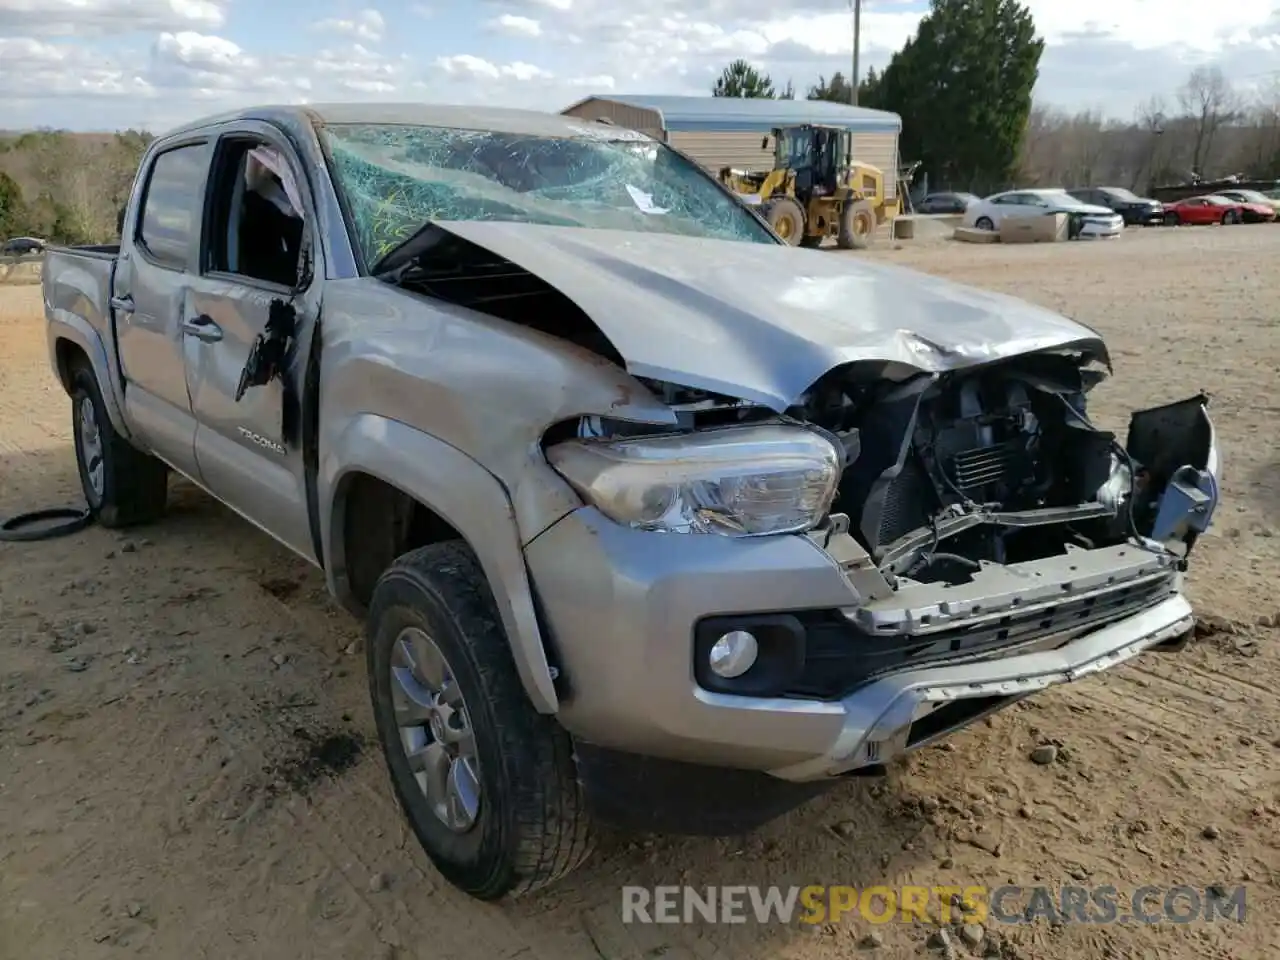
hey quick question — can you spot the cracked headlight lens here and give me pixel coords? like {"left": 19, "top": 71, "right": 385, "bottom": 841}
{"left": 547, "top": 424, "right": 842, "bottom": 536}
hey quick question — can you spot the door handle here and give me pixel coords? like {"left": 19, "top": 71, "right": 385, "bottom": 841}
{"left": 182, "top": 314, "right": 223, "bottom": 343}
{"left": 110, "top": 294, "right": 134, "bottom": 314}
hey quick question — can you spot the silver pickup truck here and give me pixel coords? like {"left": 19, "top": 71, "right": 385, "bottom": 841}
{"left": 43, "top": 103, "right": 1220, "bottom": 900}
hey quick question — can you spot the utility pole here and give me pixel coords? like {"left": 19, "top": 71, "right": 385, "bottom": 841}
{"left": 850, "top": 0, "right": 861, "bottom": 106}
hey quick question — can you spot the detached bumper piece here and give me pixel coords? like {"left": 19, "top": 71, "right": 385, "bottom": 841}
{"left": 695, "top": 542, "right": 1181, "bottom": 702}
{"left": 768, "top": 593, "right": 1194, "bottom": 782}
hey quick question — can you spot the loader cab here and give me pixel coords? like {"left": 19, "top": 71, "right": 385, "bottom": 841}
{"left": 764, "top": 124, "right": 849, "bottom": 199}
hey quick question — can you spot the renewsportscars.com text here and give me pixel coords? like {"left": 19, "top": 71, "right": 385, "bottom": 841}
{"left": 621, "top": 884, "right": 1247, "bottom": 926}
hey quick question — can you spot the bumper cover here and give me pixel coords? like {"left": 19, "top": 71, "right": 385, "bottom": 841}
{"left": 768, "top": 593, "right": 1193, "bottom": 781}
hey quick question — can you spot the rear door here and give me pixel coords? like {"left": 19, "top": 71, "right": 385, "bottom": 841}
{"left": 182, "top": 122, "right": 321, "bottom": 560}
{"left": 113, "top": 137, "right": 213, "bottom": 479}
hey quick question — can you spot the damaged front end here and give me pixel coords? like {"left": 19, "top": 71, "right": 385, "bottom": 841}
{"left": 540, "top": 353, "right": 1219, "bottom": 777}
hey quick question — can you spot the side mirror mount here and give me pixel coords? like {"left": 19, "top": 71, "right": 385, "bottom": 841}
{"left": 761, "top": 135, "right": 770, "bottom": 151}
{"left": 115, "top": 204, "right": 127, "bottom": 237}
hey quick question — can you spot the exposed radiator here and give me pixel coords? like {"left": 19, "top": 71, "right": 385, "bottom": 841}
{"left": 947, "top": 439, "right": 1032, "bottom": 499}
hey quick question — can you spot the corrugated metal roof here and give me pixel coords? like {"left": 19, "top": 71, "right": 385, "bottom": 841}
{"left": 562, "top": 94, "right": 901, "bottom": 134}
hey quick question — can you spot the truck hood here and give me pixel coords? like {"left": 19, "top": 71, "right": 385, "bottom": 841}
{"left": 434, "top": 221, "right": 1110, "bottom": 412}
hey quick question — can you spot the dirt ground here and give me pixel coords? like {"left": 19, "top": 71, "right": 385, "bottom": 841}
{"left": 1, "top": 227, "right": 1278, "bottom": 960}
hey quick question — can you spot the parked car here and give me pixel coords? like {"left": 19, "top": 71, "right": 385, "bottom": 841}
{"left": 1212, "top": 189, "right": 1280, "bottom": 218}
{"left": 963, "top": 189, "right": 1124, "bottom": 238}
{"left": 1067, "top": 186, "right": 1164, "bottom": 226}
{"left": 1, "top": 236, "right": 45, "bottom": 256}
{"left": 915, "top": 191, "right": 979, "bottom": 214}
{"left": 42, "top": 103, "right": 1219, "bottom": 901}
{"left": 1162, "top": 194, "right": 1274, "bottom": 225}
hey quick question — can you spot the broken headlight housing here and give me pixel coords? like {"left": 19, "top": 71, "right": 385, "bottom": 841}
{"left": 547, "top": 424, "right": 841, "bottom": 536}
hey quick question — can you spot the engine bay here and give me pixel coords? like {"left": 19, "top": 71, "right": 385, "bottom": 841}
{"left": 620, "top": 353, "right": 1162, "bottom": 587}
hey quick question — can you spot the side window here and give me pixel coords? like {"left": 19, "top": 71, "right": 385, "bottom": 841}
{"left": 205, "top": 138, "right": 308, "bottom": 289}
{"left": 138, "top": 142, "right": 213, "bottom": 269}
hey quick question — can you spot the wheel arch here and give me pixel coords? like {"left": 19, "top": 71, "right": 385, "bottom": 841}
{"left": 47, "top": 320, "right": 132, "bottom": 440}
{"left": 322, "top": 414, "right": 560, "bottom": 714}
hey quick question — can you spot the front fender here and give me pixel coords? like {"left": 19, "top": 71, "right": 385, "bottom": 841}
{"left": 46, "top": 311, "right": 132, "bottom": 440}
{"left": 321, "top": 413, "right": 559, "bottom": 714}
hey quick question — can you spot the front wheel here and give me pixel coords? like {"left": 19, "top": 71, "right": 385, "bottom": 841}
{"left": 1163, "top": 212, "right": 1180, "bottom": 226}
{"left": 1221, "top": 209, "right": 1240, "bottom": 225}
{"left": 763, "top": 197, "right": 806, "bottom": 246}
{"left": 70, "top": 364, "right": 168, "bottom": 527}
{"left": 974, "top": 216, "right": 995, "bottom": 231}
{"left": 837, "top": 199, "right": 877, "bottom": 250}
{"left": 367, "top": 541, "right": 594, "bottom": 900}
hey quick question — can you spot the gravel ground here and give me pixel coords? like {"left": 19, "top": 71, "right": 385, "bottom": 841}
{"left": 1, "top": 225, "right": 1277, "bottom": 960}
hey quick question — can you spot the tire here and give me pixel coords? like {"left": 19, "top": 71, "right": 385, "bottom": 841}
{"left": 366, "top": 541, "right": 594, "bottom": 900}
{"left": 838, "top": 199, "right": 877, "bottom": 250}
{"left": 69, "top": 363, "right": 168, "bottom": 528}
{"left": 1164, "top": 212, "right": 1180, "bottom": 226}
{"left": 975, "top": 216, "right": 995, "bottom": 231}
{"left": 763, "top": 197, "right": 806, "bottom": 246}
{"left": 1221, "top": 209, "right": 1239, "bottom": 225}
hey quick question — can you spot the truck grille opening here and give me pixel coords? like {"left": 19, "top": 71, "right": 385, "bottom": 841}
{"left": 786, "top": 572, "right": 1176, "bottom": 701}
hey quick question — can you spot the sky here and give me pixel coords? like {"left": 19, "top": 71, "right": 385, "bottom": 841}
{"left": 0, "top": 0, "right": 1278, "bottom": 133}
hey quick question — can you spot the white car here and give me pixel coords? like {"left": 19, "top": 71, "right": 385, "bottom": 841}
{"left": 963, "top": 189, "right": 1125, "bottom": 238}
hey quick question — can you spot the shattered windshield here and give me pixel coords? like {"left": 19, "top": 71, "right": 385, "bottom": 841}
{"left": 321, "top": 122, "right": 777, "bottom": 268}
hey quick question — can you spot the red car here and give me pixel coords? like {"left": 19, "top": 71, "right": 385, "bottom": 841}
{"left": 1162, "top": 194, "right": 1276, "bottom": 225}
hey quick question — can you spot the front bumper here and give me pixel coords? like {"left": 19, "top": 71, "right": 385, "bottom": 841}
{"left": 768, "top": 593, "right": 1193, "bottom": 781}
{"left": 1079, "top": 217, "right": 1124, "bottom": 237}
{"left": 1126, "top": 206, "right": 1165, "bottom": 225}
{"left": 525, "top": 398, "right": 1219, "bottom": 780}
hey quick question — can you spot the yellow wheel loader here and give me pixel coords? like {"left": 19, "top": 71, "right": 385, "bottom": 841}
{"left": 718, "top": 124, "right": 895, "bottom": 250}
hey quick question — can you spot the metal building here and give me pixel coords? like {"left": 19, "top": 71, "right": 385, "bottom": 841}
{"left": 560, "top": 94, "right": 903, "bottom": 197}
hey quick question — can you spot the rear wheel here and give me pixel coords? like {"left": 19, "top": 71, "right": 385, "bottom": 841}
{"left": 367, "top": 542, "right": 594, "bottom": 900}
{"left": 70, "top": 364, "right": 168, "bottom": 528}
{"left": 1221, "top": 209, "right": 1240, "bottom": 225}
{"left": 763, "top": 197, "right": 805, "bottom": 246}
{"left": 837, "top": 199, "right": 877, "bottom": 250}
{"left": 975, "top": 216, "right": 995, "bottom": 231}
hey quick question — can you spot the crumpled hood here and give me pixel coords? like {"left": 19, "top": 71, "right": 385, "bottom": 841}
{"left": 435, "top": 221, "right": 1109, "bottom": 411}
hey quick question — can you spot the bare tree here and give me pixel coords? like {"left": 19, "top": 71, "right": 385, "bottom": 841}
{"left": 1238, "top": 79, "right": 1280, "bottom": 177}
{"left": 1176, "top": 66, "right": 1240, "bottom": 176}
{"left": 1131, "top": 95, "right": 1168, "bottom": 190}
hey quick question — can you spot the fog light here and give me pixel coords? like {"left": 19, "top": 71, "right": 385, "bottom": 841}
{"left": 708, "top": 630, "right": 758, "bottom": 678}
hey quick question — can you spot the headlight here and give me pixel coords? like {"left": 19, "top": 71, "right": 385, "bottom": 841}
{"left": 546, "top": 424, "right": 842, "bottom": 536}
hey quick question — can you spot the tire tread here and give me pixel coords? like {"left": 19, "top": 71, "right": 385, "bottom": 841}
{"left": 70, "top": 362, "right": 167, "bottom": 528}
{"left": 374, "top": 541, "right": 594, "bottom": 898}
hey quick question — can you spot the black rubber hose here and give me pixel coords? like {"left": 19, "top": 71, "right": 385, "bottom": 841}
{"left": 0, "top": 505, "right": 94, "bottom": 542}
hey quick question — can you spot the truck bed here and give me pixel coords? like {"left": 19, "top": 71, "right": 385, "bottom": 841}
{"left": 42, "top": 245, "right": 119, "bottom": 358}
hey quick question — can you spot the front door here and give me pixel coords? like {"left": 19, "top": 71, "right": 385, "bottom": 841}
{"left": 113, "top": 138, "right": 213, "bottom": 479}
{"left": 183, "top": 127, "right": 321, "bottom": 561}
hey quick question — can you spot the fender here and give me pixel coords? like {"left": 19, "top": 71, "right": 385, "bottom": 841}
{"left": 47, "top": 310, "right": 133, "bottom": 441}
{"left": 321, "top": 413, "right": 560, "bottom": 714}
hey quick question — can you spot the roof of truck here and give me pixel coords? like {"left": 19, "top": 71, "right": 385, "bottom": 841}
{"left": 160, "top": 102, "right": 640, "bottom": 140}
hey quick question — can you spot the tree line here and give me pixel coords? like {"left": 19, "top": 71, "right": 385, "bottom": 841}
{"left": 0, "top": 130, "right": 152, "bottom": 245}
{"left": 713, "top": 0, "right": 1279, "bottom": 195}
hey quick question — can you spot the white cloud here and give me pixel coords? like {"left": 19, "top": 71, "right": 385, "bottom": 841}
{"left": 315, "top": 8, "right": 385, "bottom": 42}
{"left": 0, "top": 0, "right": 227, "bottom": 36}
{"left": 0, "top": 35, "right": 155, "bottom": 98}
{"left": 488, "top": 14, "right": 542, "bottom": 38}
{"left": 435, "top": 54, "right": 553, "bottom": 82}
{"left": 2, "top": 0, "right": 1279, "bottom": 131}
